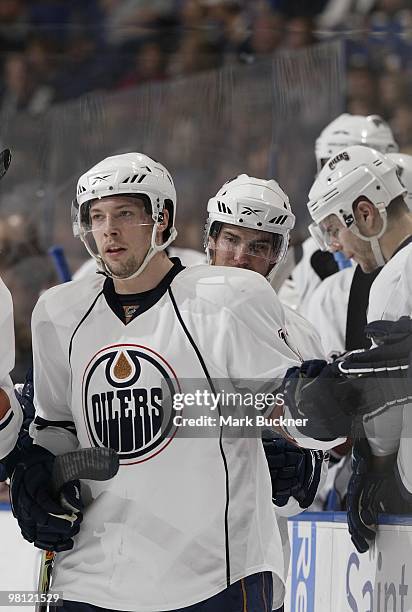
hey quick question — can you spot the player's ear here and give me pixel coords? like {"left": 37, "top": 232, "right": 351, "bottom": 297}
{"left": 353, "top": 198, "right": 380, "bottom": 234}
{"left": 155, "top": 208, "right": 170, "bottom": 245}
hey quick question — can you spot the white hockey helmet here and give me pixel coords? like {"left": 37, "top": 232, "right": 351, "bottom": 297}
{"left": 308, "top": 145, "right": 407, "bottom": 266}
{"left": 386, "top": 152, "right": 412, "bottom": 211}
{"left": 315, "top": 114, "right": 399, "bottom": 173}
{"left": 204, "top": 174, "right": 295, "bottom": 280}
{"left": 72, "top": 152, "right": 177, "bottom": 279}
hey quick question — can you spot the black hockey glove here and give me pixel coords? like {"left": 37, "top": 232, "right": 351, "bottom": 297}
{"left": 337, "top": 317, "right": 412, "bottom": 419}
{"left": 263, "top": 436, "right": 324, "bottom": 509}
{"left": 10, "top": 445, "right": 83, "bottom": 552}
{"left": 346, "top": 439, "right": 390, "bottom": 554}
{"left": 283, "top": 359, "right": 355, "bottom": 440}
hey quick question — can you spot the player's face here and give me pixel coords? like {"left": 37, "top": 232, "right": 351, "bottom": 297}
{"left": 89, "top": 196, "right": 154, "bottom": 278}
{"left": 211, "top": 224, "right": 276, "bottom": 277}
{"left": 320, "top": 214, "right": 377, "bottom": 273}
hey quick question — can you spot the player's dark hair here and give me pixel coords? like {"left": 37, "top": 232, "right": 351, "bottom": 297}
{"left": 209, "top": 221, "right": 222, "bottom": 239}
{"left": 386, "top": 195, "right": 409, "bottom": 219}
{"left": 162, "top": 198, "right": 174, "bottom": 243}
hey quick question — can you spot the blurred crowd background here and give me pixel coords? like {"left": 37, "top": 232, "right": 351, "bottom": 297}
{"left": 0, "top": 0, "right": 411, "bottom": 378}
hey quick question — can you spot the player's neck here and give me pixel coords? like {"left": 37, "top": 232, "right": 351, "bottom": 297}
{"left": 379, "top": 212, "right": 412, "bottom": 261}
{"left": 113, "top": 252, "right": 174, "bottom": 295}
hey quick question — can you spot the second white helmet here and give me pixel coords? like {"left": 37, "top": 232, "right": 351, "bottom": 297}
{"left": 204, "top": 174, "right": 295, "bottom": 279}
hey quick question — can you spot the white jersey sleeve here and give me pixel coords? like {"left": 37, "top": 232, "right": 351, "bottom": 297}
{"left": 279, "top": 237, "right": 321, "bottom": 315}
{"left": 0, "top": 277, "right": 22, "bottom": 458}
{"left": 31, "top": 281, "right": 86, "bottom": 455}
{"left": 282, "top": 303, "right": 326, "bottom": 360}
{"left": 364, "top": 243, "right": 412, "bottom": 495}
{"left": 305, "top": 266, "right": 355, "bottom": 358}
{"left": 223, "top": 275, "right": 299, "bottom": 382}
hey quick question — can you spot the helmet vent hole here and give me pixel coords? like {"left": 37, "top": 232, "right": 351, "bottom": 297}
{"left": 257, "top": 222, "right": 262, "bottom": 227}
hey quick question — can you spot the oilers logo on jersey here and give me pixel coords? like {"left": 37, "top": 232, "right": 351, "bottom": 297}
{"left": 82, "top": 344, "right": 181, "bottom": 464}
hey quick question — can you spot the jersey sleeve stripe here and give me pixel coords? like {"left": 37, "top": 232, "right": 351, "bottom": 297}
{"left": 33, "top": 416, "right": 77, "bottom": 436}
{"left": 0, "top": 410, "right": 13, "bottom": 432}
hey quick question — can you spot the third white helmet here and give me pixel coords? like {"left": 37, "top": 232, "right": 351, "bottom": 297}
{"left": 386, "top": 152, "right": 412, "bottom": 211}
{"left": 308, "top": 145, "right": 406, "bottom": 266}
{"left": 315, "top": 114, "right": 398, "bottom": 173}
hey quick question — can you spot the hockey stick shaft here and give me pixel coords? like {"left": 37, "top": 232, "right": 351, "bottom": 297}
{"left": 36, "top": 447, "right": 119, "bottom": 612}
{"left": 48, "top": 246, "right": 72, "bottom": 283}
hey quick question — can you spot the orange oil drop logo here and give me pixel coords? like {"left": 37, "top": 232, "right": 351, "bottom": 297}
{"left": 113, "top": 351, "right": 133, "bottom": 380}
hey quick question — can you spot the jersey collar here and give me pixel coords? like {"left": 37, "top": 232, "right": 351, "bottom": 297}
{"left": 103, "top": 258, "right": 185, "bottom": 324}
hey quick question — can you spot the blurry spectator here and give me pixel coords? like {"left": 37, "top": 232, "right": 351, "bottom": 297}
{"left": 25, "top": 36, "right": 60, "bottom": 92}
{"left": 241, "top": 9, "right": 285, "bottom": 57}
{"left": 2, "top": 255, "right": 56, "bottom": 382}
{"left": 378, "top": 71, "right": 409, "bottom": 116}
{"left": 118, "top": 39, "right": 167, "bottom": 87}
{"left": 199, "top": 0, "right": 249, "bottom": 57}
{"left": 374, "top": 0, "right": 408, "bottom": 16}
{"left": 168, "top": 31, "right": 222, "bottom": 76}
{"left": 392, "top": 104, "right": 412, "bottom": 150}
{"left": 346, "top": 65, "right": 380, "bottom": 116}
{"left": 53, "top": 32, "right": 114, "bottom": 100}
{"left": 27, "top": 0, "right": 72, "bottom": 46}
{"left": 179, "top": 0, "right": 207, "bottom": 28}
{"left": 0, "top": 52, "right": 54, "bottom": 117}
{"left": 0, "top": 212, "right": 45, "bottom": 271}
{"left": 283, "top": 16, "right": 317, "bottom": 49}
{"left": 0, "top": 0, "right": 29, "bottom": 52}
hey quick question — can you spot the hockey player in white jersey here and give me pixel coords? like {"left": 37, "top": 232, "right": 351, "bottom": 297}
{"left": 9, "top": 152, "right": 339, "bottom": 612}
{"left": 0, "top": 148, "right": 24, "bottom": 464}
{"left": 204, "top": 174, "right": 328, "bottom": 611}
{"left": 301, "top": 114, "right": 399, "bottom": 355}
{"left": 306, "top": 144, "right": 412, "bottom": 551}
{"left": 204, "top": 174, "right": 325, "bottom": 362}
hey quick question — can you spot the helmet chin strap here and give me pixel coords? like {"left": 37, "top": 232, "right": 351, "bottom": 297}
{"left": 266, "top": 262, "right": 279, "bottom": 283}
{"left": 82, "top": 223, "right": 178, "bottom": 281}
